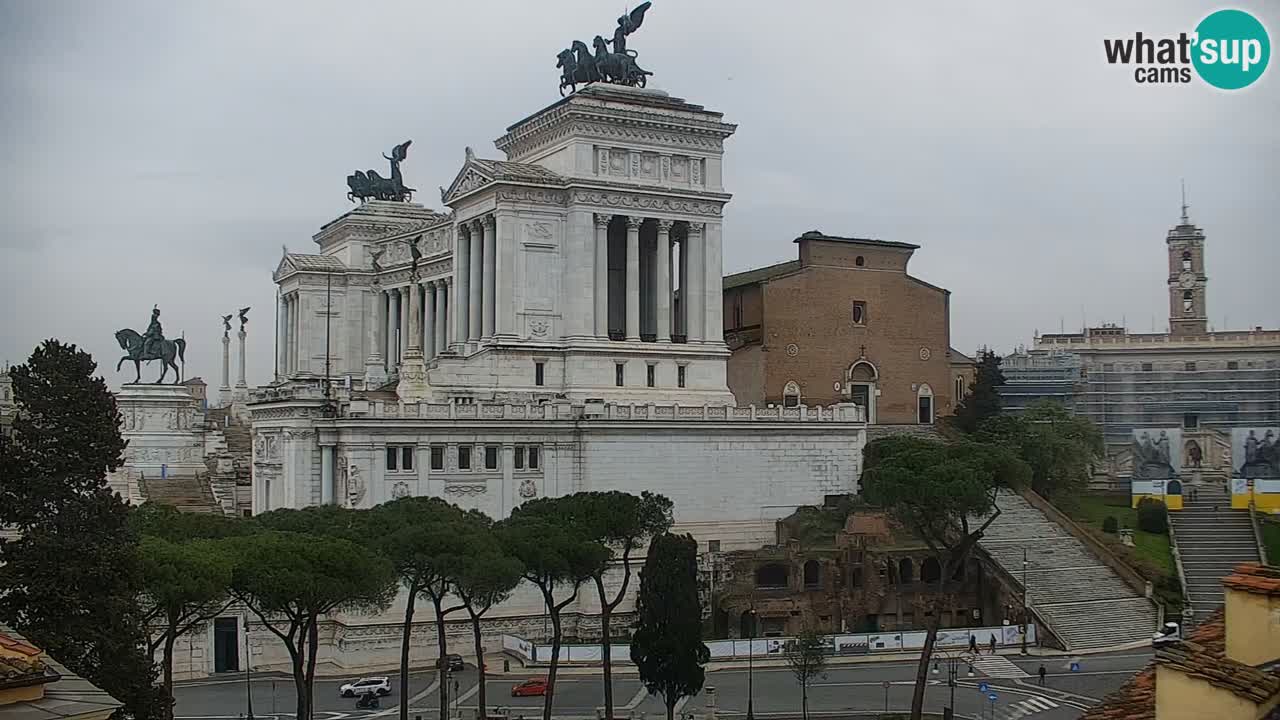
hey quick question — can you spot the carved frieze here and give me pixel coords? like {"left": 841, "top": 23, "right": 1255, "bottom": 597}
{"left": 570, "top": 190, "right": 723, "bottom": 217}
{"left": 495, "top": 188, "right": 568, "bottom": 205}
{"left": 444, "top": 484, "right": 487, "bottom": 496}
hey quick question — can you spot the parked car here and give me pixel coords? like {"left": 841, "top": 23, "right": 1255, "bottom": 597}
{"left": 511, "top": 678, "right": 549, "bottom": 697}
{"left": 438, "top": 654, "right": 466, "bottom": 672}
{"left": 340, "top": 677, "right": 391, "bottom": 698}
{"left": 1153, "top": 621, "right": 1182, "bottom": 647}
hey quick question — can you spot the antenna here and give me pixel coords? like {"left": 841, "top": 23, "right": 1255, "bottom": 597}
{"left": 1180, "top": 180, "right": 1190, "bottom": 223}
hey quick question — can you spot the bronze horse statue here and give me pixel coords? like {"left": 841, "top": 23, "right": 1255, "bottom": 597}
{"left": 347, "top": 141, "right": 415, "bottom": 203}
{"left": 115, "top": 329, "right": 186, "bottom": 384}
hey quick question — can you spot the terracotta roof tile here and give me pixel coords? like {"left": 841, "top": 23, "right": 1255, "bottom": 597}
{"left": 1223, "top": 563, "right": 1280, "bottom": 597}
{"left": 0, "top": 632, "right": 41, "bottom": 658}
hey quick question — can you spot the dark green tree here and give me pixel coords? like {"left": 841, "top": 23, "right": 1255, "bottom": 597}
{"left": 499, "top": 501, "right": 609, "bottom": 720}
{"left": 977, "top": 400, "right": 1103, "bottom": 499}
{"left": 224, "top": 529, "right": 397, "bottom": 720}
{"left": 952, "top": 349, "right": 1005, "bottom": 434}
{"left": 518, "top": 491, "right": 673, "bottom": 720}
{"left": 861, "top": 435, "right": 1029, "bottom": 720}
{"left": 369, "top": 497, "right": 472, "bottom": 720}
{"left": 629, "top": 533, "right": 709, "bottom": 720}
{"left": 452, "top": 514, "right": 523, "bottom": 720}
{"left": 0, "top": 340, "right": 161, "bottom": 720}
{"left": 784, "top": 626, "right": 829, "bottom": 720}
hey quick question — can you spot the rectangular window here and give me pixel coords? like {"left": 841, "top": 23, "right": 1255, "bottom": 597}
{"left": 401, "top": 447, "right": 414, "bottom": 471}
{"left": 386, "top": 447, "right": 398, "bottom": 471}
{"left": 852, "top": 301, "right": 867, "bottom": 325}
{"left": 1103, "top": 363, "right": 1115, "bottom": 372}
{"left": 535, "top": 362, "right": 545, "bottom": 387}
{"left": 528, "top": 446, "right": 539, "bottom": 469}
{"left": 647, "top": 364, "right": 656, "bottom": 388}
{"left": 430, "top": 446, "right": 444, "bottom": 471}
{"left": 1141, "top": 363, "right": 1153, "bottom": 372}
{"left": 484, "top": 446, "right": 498, "bottom": 470}
{"left": 917, "top": 396, "right": 934, "bottom": 424}
{"left": 514, "top": 446, "right": 525, "bottom": 470}
{"left": 1228, "top": 361, "right": 1239, "bottom": 370}
{"left": 1183, "top": 414, "right": 1199, "bottom": 429}
{"left": 458, "top": 445, "right": 472, "bottom": 471}
{"left": 1184, "top": 361, "right": 1196, "bottom": 371}
{"left": 615, "top": 363, "right": 625, "bottom": 387}
{"left": 677, "top": 365, "right": 686, "bottom": 388}
{"left": 708, "top": 540, "right": 721, "bottom": 553}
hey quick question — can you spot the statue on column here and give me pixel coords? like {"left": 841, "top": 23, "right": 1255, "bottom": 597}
{"left": 114, "top": 306, "right": 187, "bottom": 384}
{"left": 238, "top": 307, "right": 251, "bottom": 330}
{"left": 221, "top": 314, "right": 233, "bottom": 338}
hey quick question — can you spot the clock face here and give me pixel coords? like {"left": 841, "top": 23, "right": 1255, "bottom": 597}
{"left": 1178, "top": 271, "right": 1197, "bottom": 289}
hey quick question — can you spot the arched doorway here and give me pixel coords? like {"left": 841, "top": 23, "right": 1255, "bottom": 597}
{"left": 783, "top": 381, "right": 802, "bottom": 408}
{"left": 917, "top": 383, "right": 934, "bottom": 425}
{"left": 898, "top": 558, "right": 913, "bottom": 584}
{"left": 847, "top": 360, "right": 878, "bottom": 423}
{"left": 921, "top": 557, "right": 941, "bottom": 583}
{"left": 804, "top": 560, "right": 821, "bottom": 588}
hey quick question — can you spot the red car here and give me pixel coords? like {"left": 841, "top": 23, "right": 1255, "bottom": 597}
{"left": 511, "top": 678, "right": 548, "bottom": 697}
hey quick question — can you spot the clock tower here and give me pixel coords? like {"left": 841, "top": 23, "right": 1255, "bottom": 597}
{"left": 1167, "top": 192, "right": 1208, "bottom": 337}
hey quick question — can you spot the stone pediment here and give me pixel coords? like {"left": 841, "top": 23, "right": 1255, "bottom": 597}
{"left": 442, "top": 149, "right": 567, "bottom": 206}
{"left": 275, "top": 252, "right": 347, "bottom": 281}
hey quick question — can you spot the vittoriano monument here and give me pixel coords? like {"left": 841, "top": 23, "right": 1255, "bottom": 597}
{"left": 346, "top": 140, "right": 415, "bottom": 203}
{"left": 557, "top": 2, "right": 653, "bottom": 95}
{"left": 116, "top": 306, "right": 187, "bottom": 384}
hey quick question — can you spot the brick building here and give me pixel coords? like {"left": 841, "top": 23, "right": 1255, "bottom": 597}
{"left": 723, "top": 231, "right": 974, "bottom": 425}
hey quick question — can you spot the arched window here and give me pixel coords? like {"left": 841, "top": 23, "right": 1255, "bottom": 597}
{"left": 1182, "top": 290, "right": 1194, "bottom": 313}
{"left": 954, "top": 375, "right": 966, "bottom": 404}
{"left": 755, "top": 564, "right": 789, "bottom": 588}
{"left": 783, "top": 381, "right": 802, "bottom": 408}
{"left": 898, "top": 558, "right": 913, "bottom": 584}
{"left": 921, "top": 557, "right": 941, "bottom": 583}
{"left": 803, "top": 560, "right": 821, "bottom": 588}
{"left": 855, "top": 255, "right": 865, "bottom": 267}
{"left": 917, "top": 383, "right": 934, "bottom": 425}
{"left": 1181, "top": 250, "right": 1192, "bottom": 271}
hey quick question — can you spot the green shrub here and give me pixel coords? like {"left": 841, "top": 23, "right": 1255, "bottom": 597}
{"left": 1136, "top": 498, "right": 1168, "bottom": 534}
{"left": 1102, "top": 516, "right": 1119, "bottom": 534}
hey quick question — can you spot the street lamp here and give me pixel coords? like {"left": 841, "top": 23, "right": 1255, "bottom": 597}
{"left": 243, "top": 619, "right": 255, "bottom": 720}
{"left": 932, "top": 649, "right": 965, "bottom": 718}
{"left": 746, "top": 608, "right": 757, "bottom": 720}
{"left": 1022, "top": 548, "right": 1030, "bottom": 655}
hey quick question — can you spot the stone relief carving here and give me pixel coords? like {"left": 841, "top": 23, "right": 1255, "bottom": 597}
{"left": 528, "top": 318, "right": 551, "bottom": 337}
{"left": 660, "top": 156, "right": 671, "bottom": 181}
{"left": 452, "top": 169, "right": 489, "bottom": 197}
{"left": 571, "top": 190, "right": 722, "bottom": 217}
{"left": 630, "top": 153, "right": 641, "bottom": 177}
{"left": 342, "top": 460, "right": 365, "bottom": 507}
{"left": 391, "top": 481, "right": 410, "bottom": 499}
{"left": 518, "top": 478, "right": 538, "bottom": 499}
{"left": 495, "top": 188, "right": 568, "bottom": 205}
{"left": 691, "top": 158, "right": 702, "bottom": 185}
{"left": 444, "top": 484, "right": 487, "bottom": 496}
{"left": 598, "top": 149, "right": 610, "bottom": 176}
{"left": 528, "top": 222, "right": 554, "bottom": 240}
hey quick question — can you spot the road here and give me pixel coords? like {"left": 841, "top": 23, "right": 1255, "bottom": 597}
{"left": 174, "top": 650, "right": 1150, "bottom": 720}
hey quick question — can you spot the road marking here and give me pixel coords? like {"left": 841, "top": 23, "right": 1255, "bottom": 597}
{"left": 672, "top": 696, "right": 690, "bottom": 715}
{"left": 454, "top": 684, "right": 481, "bottom": 705}
{"left": 969, "top": 654, "right": 1031, "bottom": 679}
{"left": 624, "top": 686, "right": 649, "bottom": 709}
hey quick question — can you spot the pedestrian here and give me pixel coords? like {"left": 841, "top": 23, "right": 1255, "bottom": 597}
{"left": 1038, "top": 664, "right": 1047, "bottom": 686}
{"left": 969, "top": 634, "right": 978, "bottom": 654}
{"left": 989, "top": 635, "right": 997, "bottom": 655}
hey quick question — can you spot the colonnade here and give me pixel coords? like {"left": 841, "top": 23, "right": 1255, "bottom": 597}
{"left": 372, "top": 278, "right": 452, "bottom": 372}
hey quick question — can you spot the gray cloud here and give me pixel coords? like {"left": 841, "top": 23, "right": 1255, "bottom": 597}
{"left": 2, "top": 0, "right": 1276, "bottom": 386}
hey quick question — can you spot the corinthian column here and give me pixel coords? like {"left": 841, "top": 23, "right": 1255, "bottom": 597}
{"left": 594, "top": 214, "right": 610, "bottom": 338}
{"left": 656, "top": 219, "right": 673, "bottom": 342}
{"left": 686, "top": 223, "right": 705, "bottom": 342}
{"left": 423, "top": 280, "right": 436, "bottom": 360}
{"left": 482, "top": 215, "right": 497, "bottom": 339}
{"left": 454, "top": 225, "right": 471, "bottom": 347}
{"left": 625, "top": 216, "right": 642, "bottom": 341}
{"left": 469, "top": 219, "right": 484, "bottom": 342}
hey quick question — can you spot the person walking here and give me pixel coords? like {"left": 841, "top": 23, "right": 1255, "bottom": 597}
{"left": 989, "top": 635, "right": 997, "bottom": 655}
{"left": 969, "top": 634, "right": 978, "bottom": 654}
{"left": 1038, "top": 664, "right": 1047, "bottom": 686}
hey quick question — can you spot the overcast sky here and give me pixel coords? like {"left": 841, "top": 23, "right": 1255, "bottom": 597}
{"left": 2, "top": 1, "right": 1277, "bottom": 388}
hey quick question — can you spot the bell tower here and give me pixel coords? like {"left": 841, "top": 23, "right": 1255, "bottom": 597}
{"left": 1167, "top": 185, "right": 1208, "bottom": 337}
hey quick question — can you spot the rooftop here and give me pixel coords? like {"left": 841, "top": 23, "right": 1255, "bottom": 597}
{"left": 282, "top": 253, "right": 347, "bottom": 273}
{"left": 1222, "top": 563, "right": 1280, "bottom": 597}
{"left": 794, "top": 230, "right": 920, "bottom": 251}
{"left": 0, "top": 628, "right": 121, "bottom": 720}
{"left": 470, "top": 158, "right": 566, "bottom": 186}
{"left": 722, "top": 259, "right": 800, "bottom": 290}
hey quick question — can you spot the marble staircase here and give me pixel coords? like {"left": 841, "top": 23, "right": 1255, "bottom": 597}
{"left": 1171, "top": 481, "right": 1260, "bottom": 624}
{"left": 979, "top": 490, "right": 1159, "bottom": 651}
{"left": 138, "top": 472, "right": 220, "bottom": 514}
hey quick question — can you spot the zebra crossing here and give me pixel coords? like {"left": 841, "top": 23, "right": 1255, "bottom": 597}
{"left": 993, "top": 696, "right": 1060, "bottom": 719}
{"left": 968, "top": 653, "right": 1031, "bottom": 678}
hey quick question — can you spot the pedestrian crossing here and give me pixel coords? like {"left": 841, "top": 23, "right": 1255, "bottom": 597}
{"left": 993, "top": 696, "right": 1060, "bottom": 719}
{"left": 968, "top": 654, "right": 1031, "bottom": 679}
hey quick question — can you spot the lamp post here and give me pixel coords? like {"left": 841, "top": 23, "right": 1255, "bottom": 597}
{"left": 932, "top": 649, "right": 968, "bottom": 718}
{"left": 1022, "top": 548, "right": 1029, "bottom": 655}
{"left": 243, "top": 620, "right": 255, "bottom": 720}
{"left": 746, "top": 608, "right": 756, "bottom": 720}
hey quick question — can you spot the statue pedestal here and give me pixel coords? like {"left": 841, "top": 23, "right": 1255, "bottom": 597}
{"left": 365, "top": 355, "right": 388, "bottom": 390}
{"left": 395, "top": 351, "right": 432, "bottom": 402}
{"left": 110, "top": 384, "right": 207, "bottom": 498}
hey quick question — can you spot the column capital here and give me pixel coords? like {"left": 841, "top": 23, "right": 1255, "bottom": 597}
{"left": 456, "top": 223, "right": 470, "bottom": 238}
{"left": 470, "top": 217, "right": 485, "bottom": 232}
{"left": 483, "top": 214, "right": 497, "bottom": 230}
{"left": 594, "top": 213, "right": 613, "bottom": 229}
{"left": 656, "top": 219, "right": 675, "bottom": 232}
{"left": 686, "top": 222, "right": 705, "bottom": 238}
{"left": 625, "top": 215, "right": 645, "bottom": 229}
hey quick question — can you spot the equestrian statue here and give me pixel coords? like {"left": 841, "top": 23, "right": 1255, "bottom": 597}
{"left": 115, "top": 306, "right": 187, "bottom": 384}
{"left": 347, "top": 140, "right": 416, "bottom": 203}
{"left": 557, "top": 2, "right": 653, "bottom": 95}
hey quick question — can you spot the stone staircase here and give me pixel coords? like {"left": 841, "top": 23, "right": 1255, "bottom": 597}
{"left": 979, "top": 490, "right": 1158, "bottom": 651}
{"left": 1171, "top": 481, "right": 1260, "bottom": 624}
{"left": 138, "top": 473, "right": 220, "bottom": 514}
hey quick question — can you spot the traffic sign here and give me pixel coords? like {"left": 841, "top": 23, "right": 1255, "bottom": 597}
{"left": 988, "top": 693, "right": 998, "bottom": 702}
{"left": 1070, "top": 661, "right": 1081, "bottom": 672}
{"left": 977, "top": 681, "right": 989, "bottom": 693}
